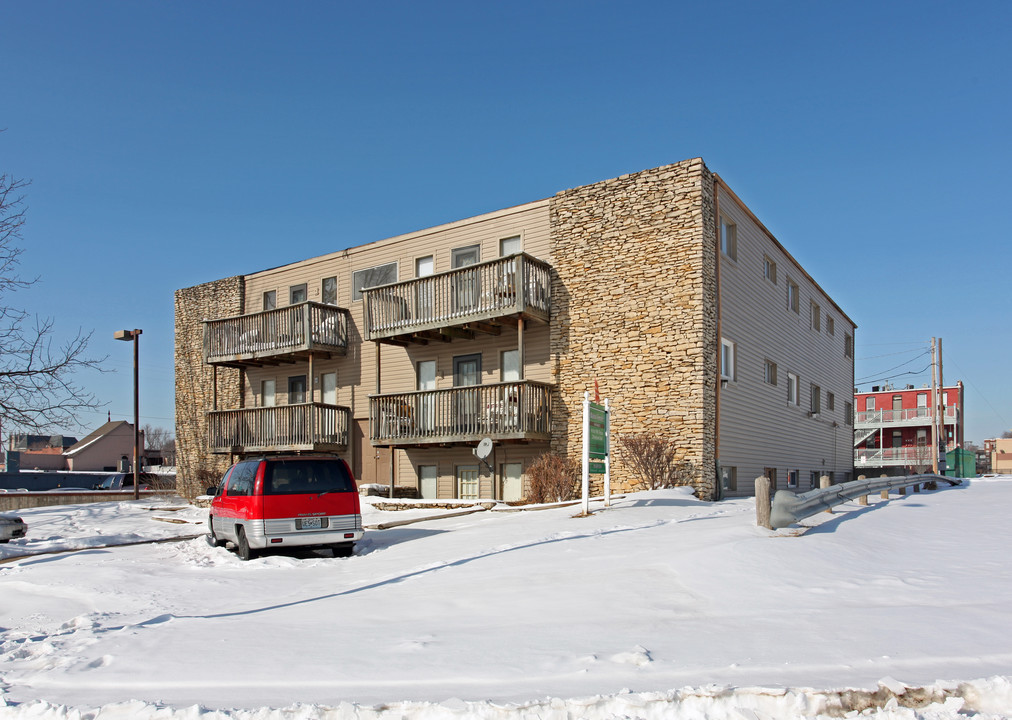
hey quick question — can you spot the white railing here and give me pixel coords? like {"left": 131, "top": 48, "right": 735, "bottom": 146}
{"left": 364, "top": 254, "right": 551, "bottom": 340}
{"left": 855, "top": 406, "right": 959, "bottom": 427}
{"left": 854, "top": 444, "right": 956, "bottom": 467}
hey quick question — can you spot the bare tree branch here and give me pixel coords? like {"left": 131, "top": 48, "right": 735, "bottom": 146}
{"left": 0, "top": 169, "right": 105, "bottom": 433}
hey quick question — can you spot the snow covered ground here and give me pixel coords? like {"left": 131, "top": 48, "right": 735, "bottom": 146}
{"left": 1, "top": 478, "right": 1011, "bottom": 719}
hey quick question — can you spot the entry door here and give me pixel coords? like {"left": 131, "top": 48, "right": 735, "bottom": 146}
{"left": 457, "top": 465, "right": 480, "bottom": 500}
{"left": 288, "top": 375, "right": 307, "bottom": 442}
{"left": 321, "top": 372, "right": 338, "bottom": 441}
{"left": 452, "top": 245, "right": 480, "bottom": 313}
{"left": 415, "top": 255, "right": 434, "bottom": 322}
{"left": 502, "top": 462, "right": 523, "bottom": 502}
{"left": 454, "top": 354, "right": 481, "bottom": 433}
{"left": 419, "top": 465, "right": 437, "bottom": 500}
{"left": 417, "top": 360, "right": 436, "bottom": 434}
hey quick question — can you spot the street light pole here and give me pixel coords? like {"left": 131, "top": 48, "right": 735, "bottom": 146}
{"left": 114, "top": 329, "right": 143, "bottom": 500}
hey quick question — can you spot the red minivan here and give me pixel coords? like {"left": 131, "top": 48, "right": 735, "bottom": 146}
{"left": 208, "top": 456, "right": 363, "bottom": 560}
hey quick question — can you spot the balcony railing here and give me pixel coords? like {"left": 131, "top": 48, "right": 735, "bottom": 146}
{"left": 855, "top": 406, "right": 959, "bottom": 428}
{"left": 854, "top": 444, "right": 956, "bottom": 468}
{"left": 364, "top": 253, "right": 551, "bottom": 344}
{"left": 370, "top": 381, "right": 553, "bottom": 446}
{"left": 207, "top": 403, "right": 351, "bottom": 454}
{"left": 204, "top": 302, "right": 350, "bottom": 367}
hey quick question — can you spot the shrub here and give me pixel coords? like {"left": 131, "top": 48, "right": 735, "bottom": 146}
{"left": 618, "top": 433, "right": 696, "bottom": 490}
{"left": 526, "top": 452, "right": 580, "bottom": 504}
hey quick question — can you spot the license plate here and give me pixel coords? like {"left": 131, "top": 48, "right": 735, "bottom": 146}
{"left": 299, "top": 517, "right": 322, "bottom": 530}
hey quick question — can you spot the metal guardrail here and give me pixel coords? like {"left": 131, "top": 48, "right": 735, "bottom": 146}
{"left": 769, "top": 473, "right": 961, "bottom": 530}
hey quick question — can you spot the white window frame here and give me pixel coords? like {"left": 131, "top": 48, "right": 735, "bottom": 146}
{"left": 788, "top": 470, "right": 799, "bottom": 488}
{"left": 787, "top": 372, "right": 800, "bottom": 405}
{"left": 763, "top": 255, "right": 777, "bottom": 284}
{"left": 827, "top": 392, "right": 835, "bottom": 412}
{"left": 764, "top": 359, "right": 777, "bottom": 386}
{"left": 499, "top": 235, "right": 522, "bottom": 256}
{"left": 720, "top": 338, "right": 736, "bottom": 381}
{"left": 845, "top": 333, "right": 854, "bottom": 358}
{"left": 720, "top": 217, "right": 737, "bottom": 260}
{"left": 810, "top": 384, "right": 821, "bottom": 414}
{"left": 810, "top": 301, "right": 821, "bottom": 331}
{"left": 826, "top": 315, "right": 835, "bottom": 336}
{"left": 787, "top": 279, "right": 800, "bottom": 313}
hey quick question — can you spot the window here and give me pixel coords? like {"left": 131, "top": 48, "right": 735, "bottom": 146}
{"left": 321, "top": 372, "right": 337, "bottom": 405}
{"left": 787, "top": 372, "right": 800, "bottom": 405}
{"left": 810, "top": 384, "right": 821, "bottom": 414}
{"left": 810, "top": 471, "right": 821, "bottom": 489}
{"left": 844, "top": 333, "right": 853, "bottom": 358}
{"left": 352, "top": 262, "right": 398, "bottom": 301}
{"left": 452, "top": 244, "right": 481, "bottom": 268}
{"left": 720, "top": 338, "right": 736, "bottom": 381}
{"left": 787, "top": 470, "right": 799, "bottom": 488}
{"left": 288, "top": 375, "right": 307, "bottom": 404}
{"left": 263, "top": 290, "right": 276, "bottom": 311}
{"left": 290, "top": 284, "right": 307, "bottom": 305}
{"left": 500, "top": 235, "right": 522, "bottom": 256}
{"left": 827, "top": 392, "right": 835, "bottom": 411}
{"left": 721, "top": 466, "right": 737, "bottom": 492}
{"left": 845, "top": 401, "right": 854, "bottom": 425}
{"left": 418, "top": 465, "right": 437, "bottom": 500}
{"left": 764, "top": 359, "right": 777, "bottom": 386}
{"left": 763, "top": 255, "right": 777, "bottom": 284}
{"left": 321, "top": 277, "right": 337, "bottom": 305}
{"left": 787, "top": 279, "right": 800, "bottom": 313}
{"left": 810, "top": 301, "right": 821, "bottom": 331}
{"left": 866, "top": 396, "right": 876, "bottom": 411}
{"left": 917, "top": 393, "right": 928, "bottom": 417}
{"left": 720, "top": 217, "right": 737, "bottom": 260}
{"left": 826, "top": 316, "right": 835, "bottom": 336}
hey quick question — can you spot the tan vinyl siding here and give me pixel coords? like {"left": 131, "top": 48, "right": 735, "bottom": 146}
{"left": 716, "top": 185, "right": 855, "bottom": 496}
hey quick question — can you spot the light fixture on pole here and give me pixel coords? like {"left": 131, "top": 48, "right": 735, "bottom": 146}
{"left": 114, "top": 329, "right": 142, "bottom": 500}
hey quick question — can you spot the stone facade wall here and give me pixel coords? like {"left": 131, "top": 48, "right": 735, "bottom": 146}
{"left": 174, "top": 277, "right": 245, "bottom": 499}
{"left": 549, "top": 158, "right": 719, "bottom": 499}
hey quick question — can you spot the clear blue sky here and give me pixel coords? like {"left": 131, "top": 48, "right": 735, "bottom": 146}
{"left": 2, "top": 1, "right": 1009, "bottom": 444}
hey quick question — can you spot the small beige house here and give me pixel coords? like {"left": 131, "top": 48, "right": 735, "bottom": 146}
{"left": 175, "top": 158, "right": 856, "bottom": 501}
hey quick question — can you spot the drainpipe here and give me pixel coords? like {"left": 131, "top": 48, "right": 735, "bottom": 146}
{"left": 713, "top": 176, "right": 723, "bottom": 501}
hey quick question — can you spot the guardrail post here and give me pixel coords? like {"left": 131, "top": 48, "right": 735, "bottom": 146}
{"left": 880, "top": 474, "right": 889, "bottom": 500}
{"left": 857, "top": 475, "right": 868, "bottom": 506}
{"left": 755, "top": 476, "right": 772, "bottom": 529}
{"left": 898, "top": 484, "right": 906, "bottom": 495}
{"left": 820, "top": 475, "right": 831, "bottom": 512}
{"left": 913, "top": 481, "right": 921, "bottom": 493}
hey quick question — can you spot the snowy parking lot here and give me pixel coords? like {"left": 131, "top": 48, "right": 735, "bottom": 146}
{"left": 2, "top": 481, "right": 1011, "bottom": 719}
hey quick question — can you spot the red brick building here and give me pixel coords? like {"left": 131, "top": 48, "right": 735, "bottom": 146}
{"left": 854, "top": 382, "right": 964, "bottom": 475}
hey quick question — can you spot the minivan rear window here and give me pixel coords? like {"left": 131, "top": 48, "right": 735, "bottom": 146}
{"left": 263, "top": 459, "right": 354, "bottom": 495}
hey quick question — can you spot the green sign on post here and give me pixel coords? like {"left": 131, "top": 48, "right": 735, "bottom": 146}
{"left": 588, "top": 401, "right": 608, "bottom": 474}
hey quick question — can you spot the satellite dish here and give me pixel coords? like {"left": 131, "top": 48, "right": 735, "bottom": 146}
{"left": 475, "top": 437, "right": 493, "bottom": 460}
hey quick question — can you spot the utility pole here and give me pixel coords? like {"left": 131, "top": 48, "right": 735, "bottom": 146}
{"left": 937, "top": 337, "right": 945, "bottom": 474}
{"left": 930, "top": 338, "right": 938, "bottom": 474}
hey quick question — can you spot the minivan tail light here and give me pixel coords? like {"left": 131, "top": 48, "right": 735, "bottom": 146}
{"left": 344, "top": 533, "right": 354, "bottom": 538}
{"left": 271, "top": 538, "right": 283, "bottom": 544}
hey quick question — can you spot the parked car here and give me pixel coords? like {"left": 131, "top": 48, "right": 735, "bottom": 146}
{"left": 207, "top": 456, "right": 363, "bottom": 561}
{"left": 0, "top": 514, "right": 27, "bottom": 543}
{"left": 92, "top": 473, "right": 155, "bottom": 491}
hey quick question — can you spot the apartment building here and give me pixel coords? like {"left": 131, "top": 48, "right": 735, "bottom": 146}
{"left": 854, "top": 383, "right": 964, "bottom": 476}
{"left": 990, "top": 437, "right": 1012, "bottom": 475}
{"left": 175, "top": 158, "right": 856, "bottom": 501}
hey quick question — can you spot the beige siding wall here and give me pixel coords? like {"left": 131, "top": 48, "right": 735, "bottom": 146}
{"left": 237, "top": 200, "right": 552, "bottom": 497}
{"left": 715, "top": 183, "right": 856, "bottom": 495}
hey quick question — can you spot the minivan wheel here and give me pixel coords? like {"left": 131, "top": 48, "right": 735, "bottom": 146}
{"left": 207, "top": 517, "right": 223, "bottom": 547}
{"left": 332, "top": 543, "right": 354, "bottom": 558}
{"left": 236, "top": 527, "right": 256, "bottom": 561}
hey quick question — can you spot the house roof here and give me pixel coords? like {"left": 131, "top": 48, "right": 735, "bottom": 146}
{"left": 65, "top": 421, "right": 133, "bottom": 456}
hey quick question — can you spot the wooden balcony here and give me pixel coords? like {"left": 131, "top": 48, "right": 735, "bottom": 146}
{"left": 207, "top": 403, "right": 351, "bottom": 455}
{"left": 204, "top": 302, "right": 350, "bottom": 368}
{"left": 364, "top": 253, "right": 551, "bottom": 345}
{"left": 370, "top": 381, "right": 553, "bottom": 447}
